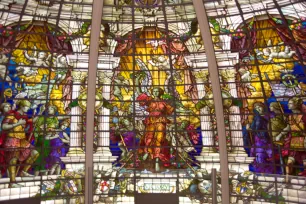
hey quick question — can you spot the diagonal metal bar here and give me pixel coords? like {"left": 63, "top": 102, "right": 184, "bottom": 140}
{"left": 192, "top": 0, "right": 230, "bottom": 203}
{"left": 85, "top": 0, "right": 104, "bottom": 204}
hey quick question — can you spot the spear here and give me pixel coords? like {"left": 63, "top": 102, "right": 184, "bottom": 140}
{"left": 264, "top": 72, "right": 285, "bottom": 175}
{"left": 178, "top": 153, "right": 196, "bottom": 173}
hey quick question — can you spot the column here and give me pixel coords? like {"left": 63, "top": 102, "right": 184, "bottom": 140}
{"left": 194, "top": 70, "right": 215, "bottom": 154}
{"left": 61, "top": 71, "right": 87, "bottom": 172}
{"left": 67, "top": 71, "right": 87, "bottom": 156}
{"left": 220, "top": 69, "right": 246, "bottom": 155}
{"left": 193, "top": 70, "right": 220, "bottom": 173}
{"left": 220, "top": 69, "right": 254, "bottom": 172}
{"left": 93, "top": 56, "right": 120, "bottom": 171}
{"left": 95, "top": 71, "right": 112, "bottom": 156}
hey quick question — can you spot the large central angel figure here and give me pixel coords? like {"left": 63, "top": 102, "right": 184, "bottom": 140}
{"left": 131, "top": 58, "right": 193, "bottom": 172}
{"left": 135, "top": 77, "right": 174, "bottom": 172}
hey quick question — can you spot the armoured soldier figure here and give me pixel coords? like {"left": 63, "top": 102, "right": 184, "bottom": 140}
{"left": 1, "top": 100, "right": 39, "bottom": 187}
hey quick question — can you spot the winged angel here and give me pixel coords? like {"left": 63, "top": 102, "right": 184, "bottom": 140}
{"left": 254, "top": 40, "right": 296, "bottom": 63}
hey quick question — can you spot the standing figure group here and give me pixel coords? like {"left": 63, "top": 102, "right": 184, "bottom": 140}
{"left": 0, "top": 100, "right": 71, "bottom": 187}
{"left": 248, "top": 97, "right": 306, "bottom": 176}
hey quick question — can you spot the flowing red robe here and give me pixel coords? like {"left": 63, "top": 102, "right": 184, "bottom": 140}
{"left": 137, "top": 93, "right": 174, "bottom": 163}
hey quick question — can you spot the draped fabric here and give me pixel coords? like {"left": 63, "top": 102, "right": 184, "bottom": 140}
{"left": 169, "top": 39, "right": 199, "bottom": 102}
{"left": 230, "top": 24, "right": 257, "bottom": 59}
{"left": 114, "top": 28, "right": 199, "bottom": 102}
{"left": 0, "top": 34, "right": 14, "bottom": 54}
{"left": 0, "top": 22, "right": 73, "bottom": 55}
{"left": 46, "top": 31, "right": 73, "bottom": 54}
{"left": 268, "top": 19, "right": 306, "bottom": 63}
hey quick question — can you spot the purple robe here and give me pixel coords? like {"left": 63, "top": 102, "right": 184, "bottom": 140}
{"left": 45, "top": 132, "right": 68, "bottom": 169}
{"left": 250, "top": 110, "right": 274, "bottom": 174}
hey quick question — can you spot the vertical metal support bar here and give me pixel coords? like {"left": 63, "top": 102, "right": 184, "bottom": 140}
{"left": 192, "top": 0, "right": 230, "bottom": 203}
{"left": 85, "top": 1, "right": 103, "bottom": 204}
{"left": 212, "top": 168, "right": 217, "bottom": 204}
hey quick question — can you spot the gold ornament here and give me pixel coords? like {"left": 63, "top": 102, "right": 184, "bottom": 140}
{"left": 78, "top": 88, "right": 104, "bottom": 111}
{"left": 205, "top": 89, "right": 232, "bottom": 109}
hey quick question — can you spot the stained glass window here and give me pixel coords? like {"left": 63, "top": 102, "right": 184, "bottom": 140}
{"left": 0, "top": 0, "right": 305, "bottom": 203}
{"left": 0, "top": 0, "right": 92, "bottom": 202}
{"left": 203, "top": 0, "right": 306, "bottom": 203}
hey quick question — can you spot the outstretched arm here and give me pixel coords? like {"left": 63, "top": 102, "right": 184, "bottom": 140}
{"left": 57, "top": 54, "right": 63, "bottom": 61}
{"left": 24, "top": 50, "right": 37, "bottom": 62}
{"left": 45, "top": 132, "right": 59, "bottom": 140}
{"left": 46, "top": 54, "right": 52, "bottom": 62}
{"left": 148, "top": 59, "right": 158, "bottom": 67}
{"left": 2, "top": 119, "right": 24, "bottom": 130}
{"left": 56, "top": 54, "right": 63, "bottom": 66}
{"left": 33, "top": 46, "right": 37, "bottom": 58}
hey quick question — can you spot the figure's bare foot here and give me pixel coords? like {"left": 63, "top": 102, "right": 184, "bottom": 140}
{"left": 20, "top": 171, "right": 34, "bottom": 177}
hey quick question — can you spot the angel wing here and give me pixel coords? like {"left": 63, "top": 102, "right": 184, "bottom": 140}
{"left": 135, "top": 58, "right": 152, "bottom": 94}
{"left": 129, "top": 101, "right": 149, "bottom": 121}
{"left": 128, "top": 58, "right": 151, "bottom": 121}
{"left": 14, "top": 92, "right": 28, "bottom": 100}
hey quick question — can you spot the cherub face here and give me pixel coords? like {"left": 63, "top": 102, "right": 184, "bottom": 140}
{"left": 59, "top": 56, "right": 67, "bottom": 64}
{"left": 263, "top": 48, "right": 271, "bottom": 56}
{"left": 38, "top": 52, "right": 46, "bottom": 59}
{"left": 158, "top": 56, "right": 165, "bottom": 61}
